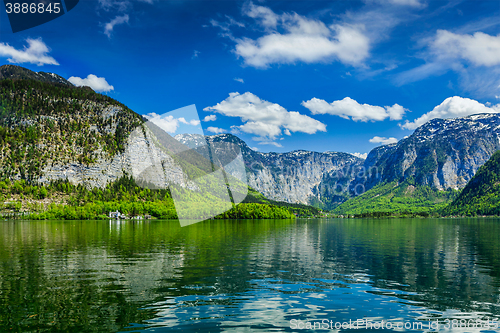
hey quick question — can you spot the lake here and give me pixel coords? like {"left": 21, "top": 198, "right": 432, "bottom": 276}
{"left": 0, "top": 218, "right": 499, "bottom": 332}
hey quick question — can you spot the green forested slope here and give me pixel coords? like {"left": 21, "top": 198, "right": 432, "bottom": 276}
{"left": 443, "top": 150, "right": 500, "bottom": 216}
{"left": 0, "top": 176, "right": 296, "bottom": 220}
{"left": 0, "top": 78, "right": 143, "bottom": 181}
{"left": 333, "top": 180, "right": 459, "bottom": 216}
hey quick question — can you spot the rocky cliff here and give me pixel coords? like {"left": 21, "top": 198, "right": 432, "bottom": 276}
{"left": 359, "top": 113, "right": 500, "bottom": 191}
{"left": 175, "top": 133, "right": 364, "bottom": 207}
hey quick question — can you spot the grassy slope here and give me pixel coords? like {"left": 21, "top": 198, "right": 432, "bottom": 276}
{"left": 333, "top": 181, "right": 459, "bottom": 216}
{"left": 443, "top": 150, "right": 500, "bottom": 216}
{"left": 243, "top": 188, "right": 322, "bottom": 216}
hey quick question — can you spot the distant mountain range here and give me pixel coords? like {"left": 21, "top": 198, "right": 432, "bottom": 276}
{"left": 176, "top": 113, "right": 500, "bottom": 209}
{"left": 2, "top": 64, "right": 500, "bottom": 213}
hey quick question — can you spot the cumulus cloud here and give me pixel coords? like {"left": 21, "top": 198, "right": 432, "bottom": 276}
{"left": 203, "top": 115, "right": 217, "bottom": 122}
{"left": 430, "top": 30, "right": 500, "bottom": 67}
{"left": 0, "top": 38, "right": 58, "bottom": 66}
{"left": 302, "top": 97, "right": 406, "bottom": 122}
{"left": 234, "top": 77, "right": 244, "bottom": 83}
{"left": 68, "top": 74, "right": 114, "bottom": 92}
{"left": 144, "top": 113, "right": 200, "bottom": 134}
{"left": 235, "top": 21, "right": 369, "bottom": 68}
{"left": 401, "top": 96, "right": 500, "bottom": 130}
{"left": 215, "top": 2, "right": 370, "bottom": 68}
{"left": 104, "top": 14, "right": 129, "bottom": 38}
{"left": 369, "top": 136, "right": 398, "bottom": 145}
{"left": 206, "top": 127, "right": 226, "bottom": 134}
{"left": 204, "top": 92, "right": 326, "bottom": 143}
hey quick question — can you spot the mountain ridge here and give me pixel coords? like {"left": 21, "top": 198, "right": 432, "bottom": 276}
{"left": 3, "top": 65, "right": 500, "bottom": 213}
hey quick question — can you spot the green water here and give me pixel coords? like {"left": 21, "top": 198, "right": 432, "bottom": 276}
{"left": 0, "top": 218, "right": 499, "bottom": 332}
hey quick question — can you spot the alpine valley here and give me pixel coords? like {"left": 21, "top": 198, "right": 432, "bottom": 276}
{"left": 1, "top": 64, "right": 500, "bottom": 218}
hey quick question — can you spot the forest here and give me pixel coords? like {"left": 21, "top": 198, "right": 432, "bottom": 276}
{"left": 0, "top": 176, "right": 296, "bottom": 220}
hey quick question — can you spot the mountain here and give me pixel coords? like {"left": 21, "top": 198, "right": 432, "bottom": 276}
{"left": 3, "top": 64, "right": 500, "bottom": 214}
{"left": 0, "top": 65, "right": 315, "bottom": 220}
{"left": 359, "top": 114, "right": 500, "bottom": 191}
{"left": 174, "top": 133, "right": 364, "bottom": 208}
{"left": 0, "top": 65, "right": 211, "bottom": 192}
{"left": 442, "top": 150, "right": 500, "bottom": 216}
{"left": 331, "top": 181, "right": 459, "bottom": 216}
{"left": 332, "top": 114, "right": 500, "bottom": 213}
{"left": 0, "top": 64, "right": 74, "bottom": 87}
{"left": 177, "top": 113, "right": 500, "bottom": 210}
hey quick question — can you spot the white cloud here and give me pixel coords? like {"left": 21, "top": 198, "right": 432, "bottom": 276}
{"left": 178, "top": 117, "right": 200, "bottom": 126}
{"left": 227, "top": 3, "right": 370, "bottom": 68}
{"left": 204, "top": 92, "right": 326, "bottom": 143}
{"left": 235, "top": 23, "right": 369, "bottom": 68}
{"left": 144, "top": 113, "right": 179, "bottom": 134}
{"left": 243, "top": 2, "right": 279, "bottom": 29}
{"left": 68, "top": 74, "right": 114, "bottom": 92}
{"left": 250, "top": 147, "right": 259, "bottom": 151}
{"left": 431, "top": 30, "right": 500, "bottom": 67}
{"left": 396, "top": 30, "right": 500, "bottom": 97}
{"left": 369, "top": 136, "right": 398, "bottom": 145}
{"left": 203, "top": 115, "right": 217, "bottom": 122}
{"left": 192, "top": 50, "right": 200, "bottom": 59}
{"left": 302, "top": 97, "right": 406, "bottom": 121}
{"left": 104, "top": 14, "right": 129, "bottom": 38}
{"left": 234, "top": 77, "right": 244, "bottom": 83}
{"left": 401, "top": 96, "right": 500, "bottom": 130}
{"left": 284, "top": 129, "right": 291, "bottom": 136}
{"left": 144, "top": 113, "right": 200, "bottom": 134}
{"left": 206, "top": 127, "right": 226, "bottom": 134}
{"left": 352, "top": 152, "right": 368, "bottom": 159}
{"left": 0, "top": 38, "right": 58, "bottom": 66}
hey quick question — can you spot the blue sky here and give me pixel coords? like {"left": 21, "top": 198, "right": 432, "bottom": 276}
{"left": 1, "top": 0, "right": 500, "bottom": 157}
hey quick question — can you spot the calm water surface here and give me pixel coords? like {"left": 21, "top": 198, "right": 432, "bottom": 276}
{"left": 0, "top": 218, "right": 499, "bottom": 332}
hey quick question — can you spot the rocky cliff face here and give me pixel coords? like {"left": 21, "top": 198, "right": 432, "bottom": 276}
{"left": 360, "top": 113, "right": 500, "bottom": 191}
{"left": 39, "top": 123, "right": 196, "bottom": 191}
{"left": 175, "top": 133, "right": 364, "bottom": 207}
